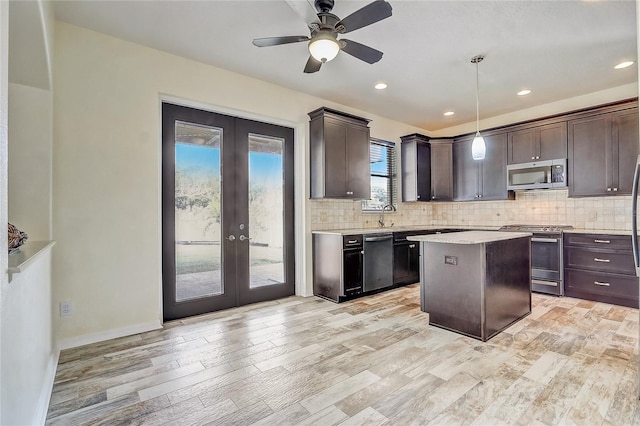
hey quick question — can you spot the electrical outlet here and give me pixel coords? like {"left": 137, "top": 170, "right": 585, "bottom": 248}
{"left": 60, "top": 301, "right": 73, "bottom": 317}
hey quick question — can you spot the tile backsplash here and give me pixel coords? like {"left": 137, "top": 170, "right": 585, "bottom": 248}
{"left": 310, "top": 190, "right": 632, "bottom": 231}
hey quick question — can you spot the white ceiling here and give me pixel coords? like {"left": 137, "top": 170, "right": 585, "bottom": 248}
{"left": 53, "top": 0, "right": 638, "bottom": 132}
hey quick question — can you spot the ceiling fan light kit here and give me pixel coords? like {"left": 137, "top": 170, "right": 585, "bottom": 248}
{"left": 252, "top": 0, "right": 392, "bottom": 73}
{"left": 309, "top": 32, "right": 340, "bottom": 63}
{"left": 471, "top": 54, "right": 486, "bottom": 161}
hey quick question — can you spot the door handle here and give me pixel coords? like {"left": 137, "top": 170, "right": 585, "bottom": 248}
{"left": 239, "top": 235, "right": 252, "bottom": 242}
{"left": 226, "top": 235, "right": 236, "bottom": 241}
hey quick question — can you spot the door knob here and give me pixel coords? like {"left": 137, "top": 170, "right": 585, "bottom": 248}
{"left": 239, "top": 235, "right": 252, "bottom": 242}
{"left": 226, "top": 235, "right": 236, "bottom": 241}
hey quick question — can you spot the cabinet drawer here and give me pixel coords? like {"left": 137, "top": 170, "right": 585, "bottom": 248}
{"left": 565, "top": 269, "right": 638, "bottom": 307}
{"left": 343, "top": 235, "right": 363, "bottom": 248}
{"left": 564, "top": 247, "right": 635, "bottom": 275}
{"left": 564, "top": 233, "right": 631, "bottom": 251}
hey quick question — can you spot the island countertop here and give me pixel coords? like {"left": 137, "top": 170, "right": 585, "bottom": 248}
{"left": 407, "top": 230, "right": 532, "bottom": 244}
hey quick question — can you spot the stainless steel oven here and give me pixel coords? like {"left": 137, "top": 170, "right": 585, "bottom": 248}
{"left": 500, "top": 225, "right": 573, "bottom": 296}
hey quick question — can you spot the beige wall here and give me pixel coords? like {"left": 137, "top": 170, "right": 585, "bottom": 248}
{"left": 8, "top": 82, "right": 52, "bottom": 240}
{"left": 52, "top": 22, "right": 427, "bottom": 344}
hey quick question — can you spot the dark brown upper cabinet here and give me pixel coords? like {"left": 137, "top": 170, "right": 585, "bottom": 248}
{"left": 568, "top": 106, "right": 638, "bottom": 197}
{"left": 453, "top": 132, "right": 513, "bottom": 201}
{"left": 400, "top": 134, "right": 453, "bottom": 202}
{"left": 309, "top": 107, "right": 371, "bottom": 199}
{"left": 430, "top": 139, "right": 454, "bottom": 201}
{"left": 507, "top": 122, "right": 567, "bottom": 164}
{"left": 400, "top": 133, "right": 430, "bottom": 202}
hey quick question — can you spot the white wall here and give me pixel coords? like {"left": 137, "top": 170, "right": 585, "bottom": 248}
{"left": 2, "top": 1, "right": 56, "bottom": 424}
{"left": 8, "top": 82, "right": 52, "bottom": 240}
{"left": 1, "top": 249, "right": 55, "bottom": 426}
{"left": 0, "top": 1, "right": 9, "bottom": 423}
{"left": 52, "top": 22, "right": 428, "bottom": 344}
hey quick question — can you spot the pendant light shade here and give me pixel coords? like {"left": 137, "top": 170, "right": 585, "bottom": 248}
{"left": 309, "top": 32, "right": 340, "bottom": 63}
{"left": 471, "top": 55, "right": 486, "bottom": 161}
{"left": 472, "top": 131, "right": 486, "bottom": 160}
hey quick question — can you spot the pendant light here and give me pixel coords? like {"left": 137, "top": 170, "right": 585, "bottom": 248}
{"left": 471, "top": 55, "right": 486, "bottom": 161}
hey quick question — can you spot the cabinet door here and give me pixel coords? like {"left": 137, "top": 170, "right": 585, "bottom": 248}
{"left": 346, "top": 124, "right": 371, "bottom": 199}
{"left": 453, "top": 139, "right": 479, "bottom": 201}
{"left": 430, "top": 143, "right": 453, "bottom": 201}
{"left": 538, "top": 122, "right": 567, "bottom": 161}
{"left": 612, "top": 109, "right": 639, "bottom": 195}
{"left": 568, "top": 114, "right": 612, "bottom": 197}
{"left": 407, "top": 242, "right": 421, "bottom": 283}
{"left": 323, "top": 118, "right": 349, "bottom": 197}
{"left": 508, "top": 128, "right": 536, "bottom": 164}
{"left": 343, "top": 249, "right": 363, "bottom": 295}
{"left": 393, "top": 244, "right": 411, "bottom": 284}
{"left": 480, "top": 133, "right": 508, "bottom": 200}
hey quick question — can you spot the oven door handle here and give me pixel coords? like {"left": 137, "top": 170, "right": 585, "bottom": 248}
{"left": 531, "top": 237, "right": 559, "bottom": 243}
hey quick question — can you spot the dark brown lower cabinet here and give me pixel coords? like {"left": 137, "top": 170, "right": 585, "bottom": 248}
{"left": 393, "top": 241, "right": 420, "bottom": 285}
{"left": 564, "top": 233, "right": 638, "bottom": 308}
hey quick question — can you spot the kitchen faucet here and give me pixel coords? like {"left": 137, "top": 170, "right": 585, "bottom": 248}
{"left": 378, "top": 204, "right": 396, "bottom": 228}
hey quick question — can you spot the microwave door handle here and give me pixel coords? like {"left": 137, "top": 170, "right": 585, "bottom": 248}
{"left": 632, "top": 154, "right": 640, "bottom": 277}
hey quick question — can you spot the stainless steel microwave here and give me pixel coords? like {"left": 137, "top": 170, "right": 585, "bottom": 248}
{"left": 506, "top": 159, "right": 567, "bottom": 190}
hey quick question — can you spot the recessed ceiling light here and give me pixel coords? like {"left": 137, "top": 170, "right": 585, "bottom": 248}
{"left": 443, "top": 111, "right": 455, "bottom": 116}
{"left": 614, "top": 61, "right": 635, "bottom": 69}
{"left": 374, "top": 83, "right": 387, "bottom": 90}
{"left": 517, "top": 89, "right": 532, "bottom": 96}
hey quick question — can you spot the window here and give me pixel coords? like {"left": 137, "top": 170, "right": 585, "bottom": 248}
{"left": 362, "top": 139, "right": 397, "bottom": 211}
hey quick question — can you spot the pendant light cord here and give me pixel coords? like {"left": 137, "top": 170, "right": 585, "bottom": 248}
{"left": 475, "top": 60, "right": 480, "bottom": 134}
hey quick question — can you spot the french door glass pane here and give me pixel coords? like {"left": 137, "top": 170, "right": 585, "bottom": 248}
{"left": 174, "top": 121, "right": 223, "bottom": 301}
{"left": 248, "top": 133, "right": 285, "bottom": 288}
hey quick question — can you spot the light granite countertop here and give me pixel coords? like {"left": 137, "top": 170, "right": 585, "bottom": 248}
{"left": 311, "top": 225, "right": 501, "bottom": 236}
{"left": 407, "top": 231, "right": 532, "bottom": 244}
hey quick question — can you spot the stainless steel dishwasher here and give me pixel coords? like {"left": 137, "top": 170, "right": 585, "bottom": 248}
{"left": 363, "top": 233, "right": 394, "bottom": 292}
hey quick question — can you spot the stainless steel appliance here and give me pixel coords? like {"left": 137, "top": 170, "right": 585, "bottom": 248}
{"left": 363, "top": 233, "right": 393, "bottom": 292}
{"left": 507, "top": 158, "right": 567, "bottom": 190}
{"left": 499, "top": 224, "right": 574, "bottom": 295}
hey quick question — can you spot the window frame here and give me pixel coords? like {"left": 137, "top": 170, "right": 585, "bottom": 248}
{"left": 362, "top": 138, "right": 397, "bottom": 211}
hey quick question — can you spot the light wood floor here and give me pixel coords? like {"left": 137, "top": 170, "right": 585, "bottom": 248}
{"left": 47, "top": 284, "right": 640, "bottom": 425}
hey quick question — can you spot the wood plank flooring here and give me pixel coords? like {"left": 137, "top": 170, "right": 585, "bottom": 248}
{"left": 47, "top": 285, "right": 640, "bottom": 425}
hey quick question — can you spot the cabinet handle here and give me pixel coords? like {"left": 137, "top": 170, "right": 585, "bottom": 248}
{"left": 345, "top": 286, "right": 361, "bottom": 292}
{"left": 613, "top": 188, "right": 618, "bottom": 192}
{"left": 347, "top": 240, "right": 358, "bottom": 244}
{"left": 417, "top": 195, "right": 421, "bottom": 199}
{"left": 346, "top": 191, "right": 354, "bottom": 195}
{"left": 531, "top": 156, "right": 535, "bottom": 160}
{"left": 594, "top": 258, "right": 610, "bottom": 263}
{"left": 479, "top": 194, "right": 483, "bottom": 198}
{"left": 607, "top": 188, "right": 612, "bottom": 191}
{"left": 409, "top": 244, "right": 416, "bottom": 248}
{"left": 360, "top": 250, "right": 364, "bottom": 254}
{"left": 594, "top": 281, "right": 610, "bottom": 287}
{"left": 594, "top": 239, "right": 610, "bottom": 244}
{"left": 536, "top": 156, "right": 540, "bottom": 159}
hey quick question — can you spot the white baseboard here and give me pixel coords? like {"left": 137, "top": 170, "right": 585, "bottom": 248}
{"left": 56, "top": 320, "right": 163, "bottom": 351}
{"left": 33, "top": 349, "right": 60, "bottom": 426}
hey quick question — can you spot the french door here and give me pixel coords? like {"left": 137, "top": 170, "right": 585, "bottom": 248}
{"left": 162, "top": 103, "right": 295, "bottom": 321}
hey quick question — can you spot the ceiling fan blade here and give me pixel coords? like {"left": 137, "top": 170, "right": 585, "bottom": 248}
{"left": 304, "top": 56, "right": 322, "bottom": 73}
{"left": 284, "top": 0, "right": 321, "bottom": 27}
{"left": 340, "top": 39, "right": 383, "bottom": 64}
{"left": 252, "top": 35, "right": 310, "bottom": 47}
{"left": 336, "top": 0, "right": 392, "bottom": 34}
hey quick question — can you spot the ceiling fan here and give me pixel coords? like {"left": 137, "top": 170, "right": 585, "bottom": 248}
{"left": 252, "top": 0, "right": 393, "bottom": 73}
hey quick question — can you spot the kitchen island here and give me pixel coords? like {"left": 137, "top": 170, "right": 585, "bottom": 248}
{"left": 408, "top": 231, "right": 532, "bottom": 341}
